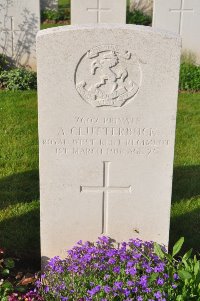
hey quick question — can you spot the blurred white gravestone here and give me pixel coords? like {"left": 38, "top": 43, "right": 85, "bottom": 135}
{"left": 153, "top": 0, "right": 200, "bottom": 64}
{"left": 41, "top": 0, "right": 58, "bottom": 10}
{"left": 71, "top": 0, "right": 126, "bottom": 24}
{"left": 37, "top": 24, "right": 181, "bottom": 261}
{"left": 0, "top": 0, "right": 40, "bottom": 70}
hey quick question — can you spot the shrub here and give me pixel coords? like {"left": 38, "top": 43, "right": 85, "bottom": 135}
{"left": 36, "top": 237, "right": 180, "bottom": 301}
{"left": 179, "top": 62, "right": 200, "bottom": 92}
{"left": 8, "top": 291, "right": 43, "bottom": 301}
{"left": 155, "top": 238, "right": 200, "bottom": 300}
{"left": 127, "top": 9, "right": 152, "bottom": 26}
{"left": 41, "top": 8, "right": 70, "bottom": 22}
{"left": 0, "top": 68, "right": 37, "bottom": 91}
{"left": 0, "top": 248, "right": 40, "bottom": 301}
{"left": 0, "top": 54, "right": 13, "bottom": 72}
{"left": 0, "top": 248, "right": 28, "bottom": 301}
{"left": 0, "top": 248, "right": 15, "bottom": 300}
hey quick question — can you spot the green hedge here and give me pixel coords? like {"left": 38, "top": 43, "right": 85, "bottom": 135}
{"left": 179, "top": 63, "right": 200, "bottom": 92}
{"left": 41, "top": 8, "right": 70, "bottom": 22}
{"left": 0, "top": 68, "right": 37, "bottom": 91}
{"left": 41, "top": 7, "right": 152, "bottom": 26}
{"left": 0, "top": 55, "right": 37, "bottom": 91}
{"left": 127, "top": 9, "right": 152, "bottom": 25}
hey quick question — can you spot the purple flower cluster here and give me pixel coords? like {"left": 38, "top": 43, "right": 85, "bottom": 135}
{"left": 8, "top": 291, "right": 43, "bottom": 301}
{"left": 37, "top": 237, "right": 179, "bottom": 301}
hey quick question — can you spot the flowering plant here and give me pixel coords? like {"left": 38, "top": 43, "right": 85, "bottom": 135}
{"left": 36, "top": 237, "right": 181, "bottom": 301}
{"left": 0, "top": 248, "right": 16, "bottom": 301}
{"left": 8, "top": 291, "right": 43, "bottom": 301}
{"left": 0, "top": 248, "right": 42, "bottom": 301}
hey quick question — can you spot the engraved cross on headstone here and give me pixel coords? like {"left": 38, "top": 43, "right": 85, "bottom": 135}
{"left": 0, "top": 16, "right": 21, "bottom": 57}
{"left": 87, "top": 0, "right": 111, "bottom": 23}
{"left": 80, "top": 161, "right": 132, "bottom": 235}
{"left": 169, "top": 0, "right": 194, "bottom": 34}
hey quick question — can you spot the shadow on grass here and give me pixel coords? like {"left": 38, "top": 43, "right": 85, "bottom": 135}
{"left": 172, "top": 165, "right": 200, "bottom": 203}
{"left": 170, "top": 165, "right": 200, "bottom": 253}
{"left": 0, "top": 207, "right": 40, "bottom": 270}
{"left": 0, "top": 170, "right": 39, "bottom": 210}
{"left": 169, "top": 207, "right": 200, "bottom": 254}
{"left": 0, "top": 170, "right": 40, "bottom": 268}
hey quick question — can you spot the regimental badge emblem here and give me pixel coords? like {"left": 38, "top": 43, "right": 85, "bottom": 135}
{"left": 75, "top": 45, "right": 142, "bottom": 108}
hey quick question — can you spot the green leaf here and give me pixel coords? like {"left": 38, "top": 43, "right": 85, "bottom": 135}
{"left": 1, "top": 281, "right": 13, "bottom": 292}
{"left": 172, "top": 237, "right": 184, "bottom": 257}
{"left": 163, "top": 252, "right": 173, "bottom": 262}
{"left": 194, "top": 261, "right": 200, "bottom": 276}
{"left": 149, "top": 273, "right": 159, "bottom": 283}
{"left": 178, "top": 270, "right": 192, "bottom": 281}
{"left": 183, "top": 249, "right": 193, "bottom": 261}
{"left": 1, "top": 269, "right": 10, "bottom": 276}
{"left": 154, "top": 243, "right": 165, "bottom": 259}
{"left": 4, "top": 258, "right": 15, "bottom": 269}
{"left": 16, "top": 286, "right": 26, "bottom": 293}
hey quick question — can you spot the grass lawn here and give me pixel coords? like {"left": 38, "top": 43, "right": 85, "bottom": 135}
{"left": 0, "top": 91, "right": 199, "bottom": 267}
{"left": 41, "top": 23, "right": 66, "bottom": 30}
{"left": 170, "top": 93, "right": 200, "bottom": 253}
{"left": 0, "top": 91, "right": 40, "bottom": 268}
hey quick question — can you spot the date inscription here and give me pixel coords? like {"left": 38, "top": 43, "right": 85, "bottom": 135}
{"left": 41, "top": 116, "right": 170, "bottom": 157}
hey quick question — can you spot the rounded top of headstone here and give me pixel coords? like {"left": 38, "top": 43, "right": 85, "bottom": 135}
{"left": 37, "top": 24, "right": 181, "bottom": 45}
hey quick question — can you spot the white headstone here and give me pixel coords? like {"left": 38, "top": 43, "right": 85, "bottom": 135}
{"left": 71, "top": 0, "right": 126, "bottom": 24}
{"left": 37, "top": 24, "right": 181, "bottom": 261}
{"left": 153, "top": 0, "right": 200, "bottom": 64}
{"left": 41, "top": 0, "right": 58, "bottom": 10}
{"left": 0, "top": 0, "right": 40, "bottom": 70}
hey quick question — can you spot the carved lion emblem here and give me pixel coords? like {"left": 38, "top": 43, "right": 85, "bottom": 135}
{"left": 75, "top": 45, "right": 141, "bottom": 108}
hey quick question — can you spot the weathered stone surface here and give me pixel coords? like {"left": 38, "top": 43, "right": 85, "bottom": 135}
{"left": 130, "top": 0, "right": 153, "bottom": 16}
{"left": 71, "top": 0, "right": 126, "bottom": 24}
{"left": 37, "top": 24, "right": 181, "bottom": 261}
{"left": 153, "top": 0, "right": 200, "bottom": 64}
{"left": 41, "top": 0, "right": 58, "bottom": 10}
{"left": 0, "top": 0, "right": 40, "bottom": 70}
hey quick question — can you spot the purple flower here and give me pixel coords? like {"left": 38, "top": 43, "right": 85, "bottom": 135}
{"left": 113, "top": 266, "right": 120, "bottom": 273}
{"left": 88, "top": 285, "right": 101, "bottom": 296}
{"left": 114, "top": 281, "right": 123, "bottom": 289}
{"left": 129, "top": 267, "right": 137, "bottom": 276}
{"left": 104, "top": 285, "right": 111, "bottom": 293}
{"left": 154, "top": 291, "right": 162, "bottom": 299}
{"left": 157, "top": 278, "right": 164, "bottom": 285}
{"left": 108, "top": 258, "right": 116, "bottom": 264}
{"left": 36, "top": 237, "right": 180, "bottom": 300}
{"left": 173, "top": 273, "right": 179, "bottom": 280}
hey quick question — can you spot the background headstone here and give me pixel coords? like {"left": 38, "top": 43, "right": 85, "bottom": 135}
{"left": 153, "top": 0, "right": 200, "bottom": 64}
{"left": 71, "top": 0, "right": 126, "bottom": 24}
{"left": 41, "top": 0, "right": 58, "bottom": 10}
{"left": 37, "top": 24, "right": 181, "bottom": 261}
{"left": 130, "top": 0, "right": 153, "bottom": 17}
{"left": 0, "top": 0, "right": 40, "bottom": 70}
